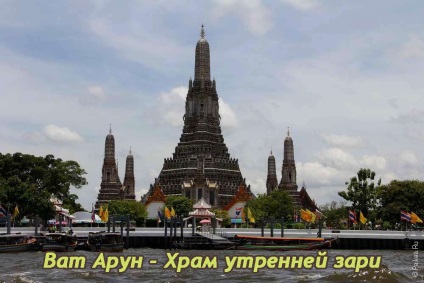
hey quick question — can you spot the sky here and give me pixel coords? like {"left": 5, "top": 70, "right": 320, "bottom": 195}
{"left": 1, "top": 1, "right": 424, "bottom": 211}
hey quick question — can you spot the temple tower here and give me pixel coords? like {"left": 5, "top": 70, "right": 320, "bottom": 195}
{"left": 96, "top": 126, "right": 122, "bottom": 208}
{"left": 144, "top": 25, "right": 252, "bottom": 207}
{"left": 266, "top": 150, "right": 278, "bottom": 195}
{"left": 279, "top": 127, "right": 300, "bottom": 206}
{"left": 123, "top": 147, "right": 136, "bottom": 200}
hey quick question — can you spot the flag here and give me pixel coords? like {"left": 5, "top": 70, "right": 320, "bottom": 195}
{"left": 360, "top": 211, "right": 367, "bottom": 224}
{"left": 306, "top": 209, "right": 316, "bottom": 224}
{"left": 12, "top": 205, "right": 19, "bottom": 219}
{"left": 348, "top": 210, "right": 357, "bottom": 224}
{"left": 410, "top": 212, "right": 423, "bottom": 224}
{"left": 401, "top": 211, "right": 411, "bottom": 222}
{"left": 0, "top": 205, "right": 7, "bottom": 217}
{"left": 103, "top": 208, "right": 109, "bottom": 223}
{"left": 248, "top": 208, "right": 255, "bottom": 223}
{"left": 235, "top": 207, "right": 242, "bottom": 217}
{"left": 165, "top": 207, "right": 171, "bottom": 219}
{"left": 300, "top": 209, "right": 311, "bottom": 222}
{"left": 99, "top": 206, "right": 104, "bottom": 220}
{"left": 171, "top": 207, "right": 176, "bottom": 217}
{"left": 241, "top": 208, "right": 246, "bottom": 223}
{"left": 91, "top": 204, "right": 95, "bottom": 222}
{"left": 157, "top": 209, "right": 163, "bottom": 223}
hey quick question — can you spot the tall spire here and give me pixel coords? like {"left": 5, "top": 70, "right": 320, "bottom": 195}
{"left": 200, "top": 24, "right": 205, "bottom": 38}
{"left": 105, "top": 126, "right": 115, "bottom": 160}
{"left": 194, "top": 24, "right": 211, "bottom": 81}
{"left": 266, "top": 150, "right": 278, "bottom": 195}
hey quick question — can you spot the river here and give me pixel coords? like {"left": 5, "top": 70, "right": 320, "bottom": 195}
{"left": 0, "top": 249, "right": 422, "bottom": 282}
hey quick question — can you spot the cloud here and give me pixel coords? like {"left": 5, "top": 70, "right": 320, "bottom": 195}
{"left": 391, "top": 109, "right": 424, "bottom": 124}
{"left": 316, "top": 148, "right": 357, "bottom": 170}
{"left": 219, "top": 99, "right": 238, "bottom": 128}
{"left": 399, "top": 151, "right": 418, "bottom": 166}
{"left": 321, "top": 134, "right": 364, "bottom": 148}
{"left": 43, "top": 125, "right": 84, "bottom": 143}
{"left": 399, "top": 35, "right": 424, "bottom": 59}
{"left": 88, "top": 86, "right": 105, "bottom": 100}
{"left": 279, "top": 0, "right": 319, "bottom": 11}
{"left": 212, "top": 0, "right": 272, "bottom": 35}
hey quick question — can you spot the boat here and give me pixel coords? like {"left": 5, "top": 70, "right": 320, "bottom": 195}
{"left": 42, "top": 232, "right": 78, "bottom": 252}
{"left": 0, "top": 233, "right": 37, "bottom": 253}
{"left": 233, "top": 235, "right": 336, "bottom": 251}
{"left": 87, "top": 231, "right": 125, "bottom": 252}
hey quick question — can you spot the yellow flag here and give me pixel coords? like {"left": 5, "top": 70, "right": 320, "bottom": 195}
{"left": 360, "top": 211, "right": 367, "bottom": 224}
{"left": 306, "top": 209, "right": 316, "bottom": 224}
{"left": 247, "top": 208, "right": 255, "bottom": 223}
{"left": 165, "top": 207, "right": 171, "bottom": 219}
{"left": 104, "top": 208, "right": 109, "bottom": 223}
{"left": 12, "top": 205, "right": 19, "bottom": 219}
{"left": 300, "top": 209, "right": 311, "bottom": 222}
{"left": 99, "top": 206, "right": 104, "bottom": 219}
{"left": 411, "top": 212, "right": 423, "bottom": 224}
{"left": 171, "top": 207, "right": 176, "bottom": 217}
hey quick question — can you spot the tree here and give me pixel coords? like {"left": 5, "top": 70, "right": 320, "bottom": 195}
{"left": 108, "top": 200, "right": 147, "bottom": 226}
{"left": 319, "top": 201, "right": 348, "bottom": 230}
{"left": 338, "top": 168, "right": 381, "bottom": 216}
{"left": 212, "top": 208, "right": 230, "bottom": 227}
{"left": 247, "top": 190, "right": 293, "bottom": 221}
{"left": 0, "top": 152, "right": 87, "bottom": 220}
{"left": 165, "top": 196, "right": 193, "bottom": 217}
{"left": 376, "top": 180, "right": 424, "bottom": 226}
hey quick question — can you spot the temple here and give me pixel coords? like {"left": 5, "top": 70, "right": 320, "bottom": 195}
{"left": 270, "top": 128, "right": 318, "bottom": 210}
{"left": 143, "top": 25, "right": 253, "bottom": 207}
{"left": 266, "top": 150, "right": 278, "bottom": 195}
{"left": 95, "top": 127, "right": 136, "bottom": 209}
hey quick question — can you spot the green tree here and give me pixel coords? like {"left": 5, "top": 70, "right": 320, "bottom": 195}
{"left": 319, "top": 201, "right": 348, "bottom": 230}
{"left": 376, "top": 180, "right": 424, "bottom": 226}
{"left": 338, "top": 168, "right": 381, "bottom": 216}
{"left": 212, "top": 208, "right": 231, "bottom": 227}
{"left": 247, "top": 190, "right": 293, "bottom": 221}
{"left": 165, "top": 196, "right": 193, "bottom": 217}
{"left": 108, "top": 200, "right": 147, "bottom": 226}
{"left": 0, "top": 152, "right": 87, "bottom": 220}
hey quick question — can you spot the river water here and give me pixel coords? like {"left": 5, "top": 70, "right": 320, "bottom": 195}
{"left": 0, "top": 249, "right": 422, "bottom": 282}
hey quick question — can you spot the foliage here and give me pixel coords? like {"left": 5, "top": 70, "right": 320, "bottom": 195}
{"left": 0, "top": 152, "right": 87, "bottom": 220}
{"left": 338, "top": 168, "right": 381, "bottom": 216}
{"left": 247, "top": 190, "right": 293, "bottom": 221}
{"left": 107, "top": 200, "right": 147, "bottom": 226}
{"left": 376, "top": 180, "right": 424, "bottom": 226}
{"left": 292, "top": 222, "right": 305, "bottom": 229}
{"left": 382, "top": 221, "right": 391, "bottom": 230}
{"left": 265, "top": 222, "right": 282, "bottom": 229}
{"left": 319, "top": 201, "right": 348, "bottom": 230}
{"left": 212, "top": 208, "right": 231, "bottom": 228}
{"left": 165, "top": 196, "right": 193, "bottom": 217}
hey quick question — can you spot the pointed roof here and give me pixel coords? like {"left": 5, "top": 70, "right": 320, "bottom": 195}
{"left": 193, "top": 197, "right": 211, "bottom": 209}
{"left": 224, "top": 184, "right": 253, "bottom": 211}
{"left": 145, "top": 185, "right": 166, "bottom": 205}
{"left": 299, "top": 185, "right": 318, "bottom": 211}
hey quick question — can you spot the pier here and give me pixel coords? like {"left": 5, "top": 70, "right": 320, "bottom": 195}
{"left": 1, "top": 227, "right": 423, "bottom": 250}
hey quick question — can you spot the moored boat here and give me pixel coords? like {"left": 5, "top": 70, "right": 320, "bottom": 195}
{"left": 42, "top": 232, "right": 77, "bottom": 252}
{"left": 87, "top": 231, "right": 124, "bottom": 252}
{"left": 0, "top": 233, "right": 37, "bottom": 253}
{"left": 233, "top": 235, "right": 336, "bottom": 251}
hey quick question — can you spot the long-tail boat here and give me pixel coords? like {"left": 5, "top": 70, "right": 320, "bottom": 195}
{"left": 0, "top": 233, "right": 37, "bottom": 253}
{"left": 42, "top": 232, "right": 78, "bottom": 252}
{"left": 233, "top": 235, "right": 336, "bottom": 251}
{"left": 87, "top": 231, "right": 124, "bottom": 252}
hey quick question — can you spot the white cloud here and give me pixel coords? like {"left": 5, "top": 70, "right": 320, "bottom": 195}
{"left": 321, "top": 134, "right": 364, "bottom": 148}
{"left": 360, "top": 155, "right": 387, "bottom": 171}
{"left": 43, "top": 125, "right": 84, "bottom": 143}
{"left": 399, "top": 35, "right": 424, "bottom": 59}
{"left": 399, "top": 151, "right": 418, "bottom": 166}
{"left": 316, "top": 148, "right": 357, "bottom": 170}
{"left": 88, "top": 86, "right": 105, "bottom": 100}
{"left": 219, "top": 99, "right": 238, "bottom": 128}
{"left": 297, "top": 162, "right": 340, "bottom": 185}
{"left": 212, "top": 0, "right": 272, "bottom": 35}
{"left": 279, "top": 0, "right": 319, "bottom": 11}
